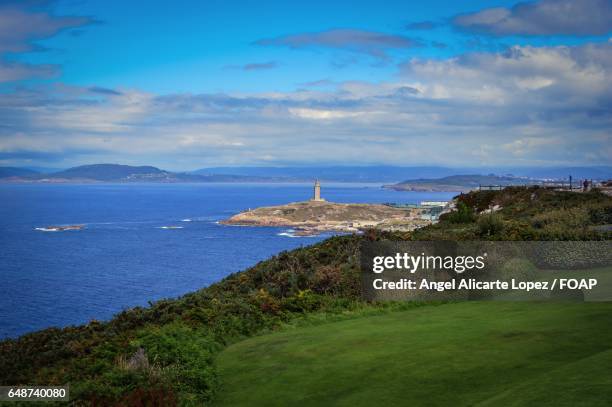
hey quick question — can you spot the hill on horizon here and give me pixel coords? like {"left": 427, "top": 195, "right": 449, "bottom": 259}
{"left": 0, "top": 167, "right": 40, "bottom": 179}
{"left": 386, "top": 174, "right": 533, "bottom": 192}
{"left": 51, "top": 164, "right": 167, "bottom": 181}
{"left": 0, "top": 164, "right": 293, "bottom": 183}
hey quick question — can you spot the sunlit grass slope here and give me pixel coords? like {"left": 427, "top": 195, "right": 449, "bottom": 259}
{"left": 215, "top": 302, "right": 612, "bottom": 406}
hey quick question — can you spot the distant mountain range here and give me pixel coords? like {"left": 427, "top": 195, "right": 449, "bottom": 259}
{"left": 22, "top": 166, "right": 65, "bottom": 174}
{"left": 54, "top": 164, "right": 168, "bottom": 181}
{"left": 0, "top": 167, "right": 40, "bottom": 178}
{"left": 0, "top": 164, "right": 610, "bottom": 184}
{"left": 0, "top": 164, "right": 290, "bottom": 183}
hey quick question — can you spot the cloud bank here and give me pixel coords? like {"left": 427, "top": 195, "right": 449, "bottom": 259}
{"left": 0, "top": 0, "right": 610, "bottom": 170}
{"left": 454, "top": 0, "right": 612, "bottom": 36}
{"left": 1, "top": 41, "right": 610, "bottom": 169}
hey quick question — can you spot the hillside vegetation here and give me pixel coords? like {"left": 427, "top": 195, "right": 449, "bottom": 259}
{"left": 0, "top": 187, "right": 610, "bottom": 405}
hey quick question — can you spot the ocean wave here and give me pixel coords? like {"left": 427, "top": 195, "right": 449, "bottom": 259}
{"left": 276, "top": 229, "right": 320, "bottom": 238}
{"left": 35, "top": 226, "right": 84, "bottom": 232}
{"left": 277, "top": 232, "right": 300, "bottom": 238}
{"left": 181, "top": 216, "right": 220, "bottom": 222}
{"left": 35, "top": 227, "right": 61, "bottom": 232}
{"left": 157, "top": 226, "right": 184, "bottom": 230}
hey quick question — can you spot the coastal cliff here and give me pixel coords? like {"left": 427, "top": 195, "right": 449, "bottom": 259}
{"left": 221, "top": 200, "right": 430, "bottom": 234}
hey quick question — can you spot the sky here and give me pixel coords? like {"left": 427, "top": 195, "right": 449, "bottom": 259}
{"left": 0, "top": 0, "right": 611, "bottom": 170}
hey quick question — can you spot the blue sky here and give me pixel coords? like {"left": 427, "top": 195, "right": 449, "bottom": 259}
{"left": 13, "top": 0, "right": 603, "bottom": 93}
{"left": 0, "top": 0, "right": 611, "bottom": 170}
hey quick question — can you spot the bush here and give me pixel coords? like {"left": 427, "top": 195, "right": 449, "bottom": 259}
{"left": 444, "top": 201, "right": 475, "bottom": 223}
{"left": 131, "top": 322, "right": 221, "bottom": 403}
{"left": 282, "top": 290, "right": 324, "bottom": 313}
{"left": 477, "top": 214, "right": 505, "bottom": 237}
{"left": 587, "top": 201, "right": 612, "bottom": 224}
{"left": 531, "top": 207, "right": 589, "bottom": 230}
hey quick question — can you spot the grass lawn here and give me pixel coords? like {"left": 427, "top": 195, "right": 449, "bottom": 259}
{"left": 214, "top": 302, "right": 612, "bottom": 406}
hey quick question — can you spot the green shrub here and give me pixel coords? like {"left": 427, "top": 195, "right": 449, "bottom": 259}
{"left": 477, "top": 213, "right": 505, "bottom": 237}
{"left": 444, "top": 201, "right": 475, "bottom": 223}
{"left": 587, "top": 201, "right": 612, "bottom": 224}
{"left": 282, "top": 290, "right": 325, "bottom": 313}
{"left": 131, "top": 322, "right": 221, "bottom": 403}
{"left": 532, "top": 207, "right": 589, "bottom": 229}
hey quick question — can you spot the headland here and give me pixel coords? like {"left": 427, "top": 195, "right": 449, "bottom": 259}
{"left": 221, "top": 199, "right": 431, "bottom": 235}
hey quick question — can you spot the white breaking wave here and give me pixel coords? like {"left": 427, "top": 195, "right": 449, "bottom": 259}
{"left": 276, "top": 229, "right": 318, "bottom": 238}
{"left": 157, "top": 226, "right": 184, "bottom": 229}
{"left": 35, "top": 225, "right": 84, "bottom": 232}
{"left": 35, "top": 227, "right": 60, "bottom": 232}
{"left": 277, "top": 232, "right": 300, "bottom": 238}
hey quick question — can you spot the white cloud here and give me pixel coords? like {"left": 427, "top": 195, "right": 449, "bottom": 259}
{"left": 289, "top": 108, "right": 361, "bottom": 120}
{"left": 401, "top": 43, "right": 612, "bottom": 110}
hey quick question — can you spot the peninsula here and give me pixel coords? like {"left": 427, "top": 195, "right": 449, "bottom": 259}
{"left": 221, "top": 181, "right": 432, "bottom": 235}
{"left": 384, "top": 174, "right": 528, "bottom": 192}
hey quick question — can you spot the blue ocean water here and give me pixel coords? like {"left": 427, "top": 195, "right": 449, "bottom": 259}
{"left": 0, "top": 183, "right": 455, "bottom": 338}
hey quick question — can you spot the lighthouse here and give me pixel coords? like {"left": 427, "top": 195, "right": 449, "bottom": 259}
{"left": 312, "top": 180, "right": 324, "bottom": 201}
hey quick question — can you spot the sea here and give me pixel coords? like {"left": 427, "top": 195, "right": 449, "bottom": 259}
{"left": 0, "top": 183, "right": 456, "bottom": 339}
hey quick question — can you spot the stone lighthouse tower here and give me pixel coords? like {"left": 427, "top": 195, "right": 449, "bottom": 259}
{"left": 312, "top": 180, "right": 324, "bottom": 201}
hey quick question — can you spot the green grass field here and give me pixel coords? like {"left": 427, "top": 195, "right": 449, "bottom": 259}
{"left": 215, "top": 302, "right": 612, "bottom": 406}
